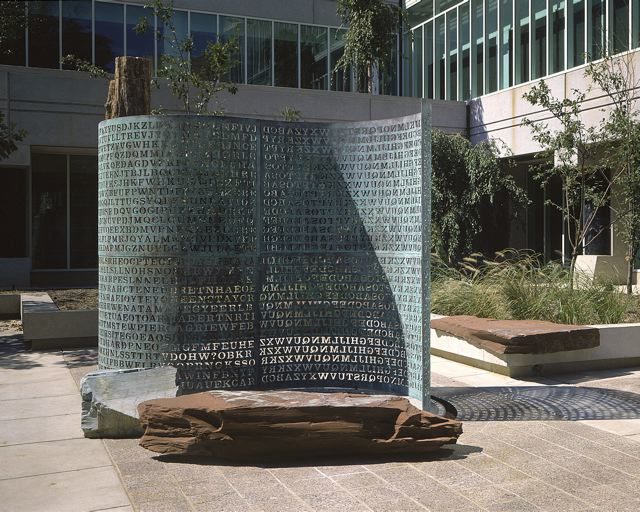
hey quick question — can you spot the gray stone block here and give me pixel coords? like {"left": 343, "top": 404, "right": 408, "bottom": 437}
{"left": 80, "top": 367, "right": 178, "bottom": 439}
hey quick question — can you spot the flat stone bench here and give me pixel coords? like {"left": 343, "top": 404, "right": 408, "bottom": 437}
{"left": 430, "top": 315, "right": 640, "bottom": 377}
{"left": 21, "top": 293, "right": 98, "bottom": 349}
{"left": 431, "top": 315, "right": 600, "bottom": 355}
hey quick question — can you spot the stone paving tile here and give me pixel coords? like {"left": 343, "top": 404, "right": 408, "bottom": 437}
{"left": 298, "top": 489, "right": 372, "bottom": 511}
{"left": 0, "top": 437, "right": 112, "bottom": 480}
{"left": 0, "top": 392, "right": 80, "bottom": 420}
{"left": 347, "top": 486, "right": 427, "bottom": 512}
{"left": 330, "top": 470, "right": 387, "bottom": 489}
{"left": 0, "top": 375, "right": 79, "bottom": 399}
{"left": 137, "top": 498, "right": 195, "bottom": 512}
{"left": 315, "top": 464, "right": 369, "bottom": 476}
{"left": 280, "top": 474, "right": 338, "bottom": 495}
{"left": 454, "top": 453, "right": 532, "bottom": 484}
{"left": 414, "top": 458, "right": 495, "bottom": 489}
{"left": 501, "top": 479, "right": 596, "bottom": 512}
{"left": 0, "top": 413, "right": 82, "bottom": 445}
{"left": 0, "top": 466, "right": 130, "bottom": 512}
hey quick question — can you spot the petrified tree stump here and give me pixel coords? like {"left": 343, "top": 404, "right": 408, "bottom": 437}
{"left": 138, "top": 390, "right": 463, "bottom": 461}
{"left": 105, "top": 56, "right": 151, "bottom": 119}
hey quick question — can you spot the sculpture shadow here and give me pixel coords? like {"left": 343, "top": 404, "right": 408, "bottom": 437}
{"left": 435, "top": 386, "right": 640, "bottom": 421}
{"left": 152, "top": 443, "right": 483, "bottom": 468}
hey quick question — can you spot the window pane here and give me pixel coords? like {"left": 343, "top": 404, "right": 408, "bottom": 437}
{"left": 95, "top": 1, "right": 124, "bottom": 73}
{"left": 190, "top": 12, "right": 217, "bottom": 74}
{"left": 403, "top": 31, "right": 412, "bottom": 96}
{"left": 550, "top": 1, "right": 565, "bottom": 73}
{"left": 28, "top": 0, "right": 59, "bottom": 68}
{"left": 330, "top": 28, "right": 350, "bottom": 91}
{"left": 486, "top": 0, "right": 498, "bottom": 93}
{"left": 220, "top": 16, "right": 245, "bottom": 83}
{"left": 460, "top": 6, "right": 470, "bottom": 100}
{"left": 70, "top": 155, "right": 97, "bottom": 269}
{"left": 570, "top": 0, "right": 585, "bottom": 67}
{"left": 612, "top": 0, "right": 630, "bottom": 53}
{"left": 32, "top": 154, "right": 67, "bottom": 269}
{"left": 471, "top": 0, "right": 483, "bottom": 96}
{"left": 500, "top": 0, "right": 513, "bottom": 89}
{"left": 381, "top": 35, "right": 398, "bottom": 95}
{"left": 436, "top": 15, "right": 445, "bottom": 99}
{"left": 0, "top": 168, "right": 27, "bottom": 257}
{"left": 447, "top": 11, "right": 457, "bottom": 100}
{"left": 62, "top": 0, "right": 92, "bottom": 67}
{"left": 532, "top": 0, "right": 547, "bottom": 79}
{"left": 301, "top": 25, "right": 328, "bottom": 90}
{"left": 436, "top": 0, "right": 459, "bottom": 15}
{"left": 590, "top": 0, "right": 606, "bottom": 60}
{"left": 247, "top": 19, "right": 271, "bottom": 85}
{"left": 274, "top": 22, "right": 297, "bottom": 88}
{"left": 126, "top": 5, "right": 154, "bottom": 65}
{"left": 412, "top": 27, "right": 423, "bottom": 97}
{"left": 425, "top": 22, "right": 434, "bottom": 98}
{"left": 634, "top": 0, "right": 640, "bottom": 49}
{"left": 158, "top": 9, "right": 187, "bottom": 61}
{"left": 515, "top": 0, "right": 530, "bottom": 84}
{"left": 0, "top": 1, "right": 26, "bottom": 66}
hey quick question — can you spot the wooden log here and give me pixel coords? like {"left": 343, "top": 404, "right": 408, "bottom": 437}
{"left": 104, "top": 57, "right": 152, "bottom": 119}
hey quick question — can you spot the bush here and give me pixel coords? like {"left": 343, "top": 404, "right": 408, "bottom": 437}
{"left": 431, "top": 250, "right": 636, "bottom": 325}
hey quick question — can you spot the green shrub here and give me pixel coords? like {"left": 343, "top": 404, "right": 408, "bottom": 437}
{"left": 431, "top": 250, "right": 636, "bottom": 325}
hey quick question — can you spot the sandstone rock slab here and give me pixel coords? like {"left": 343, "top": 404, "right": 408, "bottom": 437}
{"left": 138, "top": 390, "right": 462, "bottom": 460}
{"left": 431, "top": 315, "right": 600, "bottom": 355}
{"left": 81, "top": 367, "right": 178, "bottom": 438}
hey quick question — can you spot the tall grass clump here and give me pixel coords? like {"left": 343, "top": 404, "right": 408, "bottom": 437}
{"left": 431, "top": 250, "right": 635, "bottom": 325}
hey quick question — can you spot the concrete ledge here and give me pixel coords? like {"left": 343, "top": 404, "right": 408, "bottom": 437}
{"left": 21, "top": 294, "right": 98, "bottom": 349}
{"left": 431, "top": 314, "right": 640, "bottom": 377}
{"left": 0, "top": 294, "right": 20, "bottom": 319}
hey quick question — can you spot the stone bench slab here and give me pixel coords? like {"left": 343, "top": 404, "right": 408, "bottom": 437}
{"left": 431, "top": 315, "right": 600, "bottom": 355}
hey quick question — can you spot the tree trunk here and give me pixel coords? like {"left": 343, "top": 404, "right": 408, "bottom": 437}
{"left": 105, "top": 57, "right": 152, "bottom": 120}
{"left": 627, "top": 243, "right": 635, "bottom": 295}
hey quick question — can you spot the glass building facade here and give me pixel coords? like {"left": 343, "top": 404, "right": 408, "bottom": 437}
{"left": 404, "top": 0, "right": 640, "bottom": 100}
{"left": 0, "top": 0, "right": 399, "bottom": 95}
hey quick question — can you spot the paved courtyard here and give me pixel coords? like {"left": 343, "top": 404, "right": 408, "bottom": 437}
{"left": 2, "top": 320, "right": 640, "bottom": 512}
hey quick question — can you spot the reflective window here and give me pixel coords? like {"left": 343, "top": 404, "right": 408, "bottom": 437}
{"left": 300, "top": 25, "right": 328, "bottom": 90}
{"left": 447, "top": 11, "right": 457, "bottom": 100}
{"left": 550, "top": 1, "right": 565, "bottom": 74}
{"left": 436, "top": 15, "right": 445, "bottom": 99}
{"left": 70, "top": 156, "right": 98, "bottom": 269}
{"left": 612, "top": 0, "right": 630, "bottom": 53}
{"left": 247, "top": 19, "right": 272, "bottom": 86}
{"left": 190, "top": 12, "right": 217, "bottom": 74}
{"left": 486, "top": 0, "right": 498, "bottom": 93}
{"left": 0, "top": 168, "right": 27, "bottom": 257}
{"left": 32, "top": 154, "right": 67, "bottom": 269}
{"left": 62, "top": 0, "right": 92, "bottom": 67}
{"left": 471, "top": 0, "right": 484, "bottom": 96}
{"left": 381, "top": 36, "right": 398, "bottom": 95}
{"left": 412, "top": 27, "right": 423, "bottom": 97}
{"left": 500, "top": 0, "right": 513, "bottom": 89}
{"left": 570, "top": 0, "right": 585, "bottom": 67}
{"left": 330, "top": 28, "right": 351, "bottom": 92}
{"left": 403, "top": 31, "right": 412, "bottom": 96}
{"left": 532, "top": 0, "right": 547, "bottom": 79}
{"left": 515, "top": 0, "right": 530, "bottom": 84}
{"left": 95, "top": 1, "right": 124, "bottom": 73}
{"left": 424, "top": 22, "right": 434, "bottom": 99}
{"left": 274, "top": 22, "right": 298, "bottom": 88}
{"left": 460, "top": 6, "right": 470, "bottom": 100}
{"left": 590, "top": 0, "right": 606, "bottom": 60}
{"left": 436, "top": 0, "right": 459, "bottom": 15}
{"left": 0, "top": 1, "right": 25, "bottom": 66}
{"left": 158, "top": 9, "right": 188, "bottom": 61}
{"left": 28, "top": 0, "right": 59, "bottom": 68}
{"left": 220, "top": 16, "right": 245, "bottom": 83}
{"left": 634, "top": 0, "right": 640, "bottom": 48}
{"left": 126, "top": 4, "right": 154, "bottom": 65}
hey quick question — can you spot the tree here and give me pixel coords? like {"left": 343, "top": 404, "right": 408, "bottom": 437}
{"left": 335, "top": 0, "right": 403, "bottom": 94}
{"left": 0, "top": 1, "right": 27, "bottom": 160}
{"left": 136, "top": 0, "right": 238, "bottom": 114}
{"left": 522, "top": 81, "right": 620, "bottom": 285}
{"left": 431, "top": 130, "right": 527, "bottom": 265}
{"left": 586, "top": 53, "right": 640, "bottom": 294}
